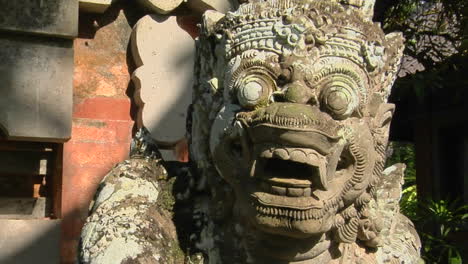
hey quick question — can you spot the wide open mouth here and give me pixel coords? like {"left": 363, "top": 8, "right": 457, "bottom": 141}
{"left": 247, "top": 143, "right": 352, "bottom": 223}
{"left": 253, "top": 146, "right": 327, "bottom": 197}
{"left": 261, "top": 158, "right": 317, "bottom": 195}
{"left": 251, "top": 144, "right": 340, "bottom": 214}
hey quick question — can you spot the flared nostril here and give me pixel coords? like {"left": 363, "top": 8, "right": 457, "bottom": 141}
{"left": 277, "top": 68, "right": 292, "bottom": 86}
{"left": 283, "top": 81, "right": 314, "bottom": 104}
{"left": 271, "top": 91, "right": 286, "bottom": 103}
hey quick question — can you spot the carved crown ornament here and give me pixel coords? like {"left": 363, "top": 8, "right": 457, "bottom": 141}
{"left": 199, "top": 1, "right": 403, "bottom": 109}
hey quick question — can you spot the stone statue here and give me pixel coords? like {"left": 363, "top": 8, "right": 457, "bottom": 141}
{"left": 79, "top": 0, "right": 421, "bottom": 263}
{"left": 189, "top": 0, "right": 421, "bottom": 263}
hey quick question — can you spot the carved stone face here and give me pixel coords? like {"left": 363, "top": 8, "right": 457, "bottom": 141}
{"left": 211, "top": 51, "right": 387, "bottom": 238}
{"left": 193, "top": 0, "right": 404, "bottom": 259}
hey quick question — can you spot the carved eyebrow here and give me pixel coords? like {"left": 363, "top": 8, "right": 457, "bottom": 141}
{"left": 230, "top": 59, "right": 281, "bottom": 82}
{"left": 225, "top": 59, "right": 281, "bottom": 100}
{"left": 303, "top": 64, "right": 368, "bottom": 109}
{"left": 311, "top": 66, "right": 362, "bottom": 85}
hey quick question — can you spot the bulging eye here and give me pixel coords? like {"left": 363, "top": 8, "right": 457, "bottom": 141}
{"left": 320, "top": 81, "right": 358, "bottom": 119}
{"left": 236, "top": 74, "right": 275, "bottom": 109}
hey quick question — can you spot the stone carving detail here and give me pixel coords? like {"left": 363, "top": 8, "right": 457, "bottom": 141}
{"left": 189, "top": 0, "right": 421, "bottom": 263}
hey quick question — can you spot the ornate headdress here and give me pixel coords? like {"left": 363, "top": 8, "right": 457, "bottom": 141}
{"left": 207, "top": 0, "right": 404, "bottom": 100}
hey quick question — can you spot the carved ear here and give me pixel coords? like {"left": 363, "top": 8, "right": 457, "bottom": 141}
{"left": 381, "top": 32, "right": 405, "bottom": 99}
{"left": 373, "top": 103, "right": 395, "bottom": 131}
{"left": 210, "top": 105, "right": 245, "bottom": 183}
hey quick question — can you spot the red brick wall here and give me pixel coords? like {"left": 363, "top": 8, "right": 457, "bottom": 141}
{"left": 60, "top": 9, "right": 134, "bottom": 263}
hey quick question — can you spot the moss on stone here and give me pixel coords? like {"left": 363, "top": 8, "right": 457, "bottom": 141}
{"left": 157, "top": 175, "right": 176, "bottom": 213}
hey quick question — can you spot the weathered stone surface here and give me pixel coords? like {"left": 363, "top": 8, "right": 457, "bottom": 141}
{"left": 0, "top": 0, "right": 78, "bottom": 38}
{"left": 0, "top": 35, "right": 73, "bottom": 142}
{"left": 0, "top": 219, "right": 61, "bottom": 264}
{"left": 186, "top": 0, "right": 237, "bottom": 14}
{"left": 79, "top": 0, "right": 114, "bottom": 13}
{"left": 79, "top": 129, "right": 187, "bottom": 264}
{"left": 131, "top": 15, "right": 194, "bottom": 153}
{"left": 137, "top": 0, "right": 183, "bottom": 15}
{"left": 372, "top": 164, "right": 422, "bottom": 264}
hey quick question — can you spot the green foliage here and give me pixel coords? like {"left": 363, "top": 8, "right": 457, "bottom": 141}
{"left": 388, "top": 142, "right": 468, "bottom": 264}
{"left": 401, "top": 185, "right": 419, "bottom": 219}
{"left": 416, "top": 198, "right": 468, "bottom": 264}
{"left": 387, "top": 142, "right": 416, "bottom": 186}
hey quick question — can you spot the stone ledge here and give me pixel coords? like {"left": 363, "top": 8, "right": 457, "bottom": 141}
{"left": 0, "top": 0, "right": 78, "bottom": 39}
{"left": 0, "top": 35, "right": 73, "bottom": 142}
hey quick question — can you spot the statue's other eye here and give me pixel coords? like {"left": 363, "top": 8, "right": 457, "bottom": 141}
{"left": 320, "top": 81, "right": 358, "bottom": 120}
{"left": 236, "top": 74, "right": 275, "bottom": 109}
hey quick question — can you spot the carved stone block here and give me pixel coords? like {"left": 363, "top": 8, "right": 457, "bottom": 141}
{"left": 0, "top": 0, "right": 78, "bottom": 38}
{"left": 79, "top": 0, "right": 114, "bottom": 14}
{"left": 131, "top": 15, "right": 194, "bottom": 155}
{"left": 0, "top": 35, "right": 73, "bottom": 142}
{"left": 137, "top": 0, "right": 183, "bottom": 15}
{"left": 186, "top": 0, "right": 237, "bottom": 14}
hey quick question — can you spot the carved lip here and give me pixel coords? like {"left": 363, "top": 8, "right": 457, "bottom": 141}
{"left": 247, "top": 125, "right": 340, "bottom": 155}
{"left": 252, "top": 192, "right": 323, "bottom": 210}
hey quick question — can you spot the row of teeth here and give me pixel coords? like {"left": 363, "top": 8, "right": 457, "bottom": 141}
{"left": 255, "top": 204, "right": 324, "bottom": 220}
{"left": 244, "top": 113, "right": 325, "bottom": 128}
{"left": 259, "top": 182, "right": 312, "bottom": 197}
{"left": 260, "top": 148, "right": 321, "bottom": 165}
